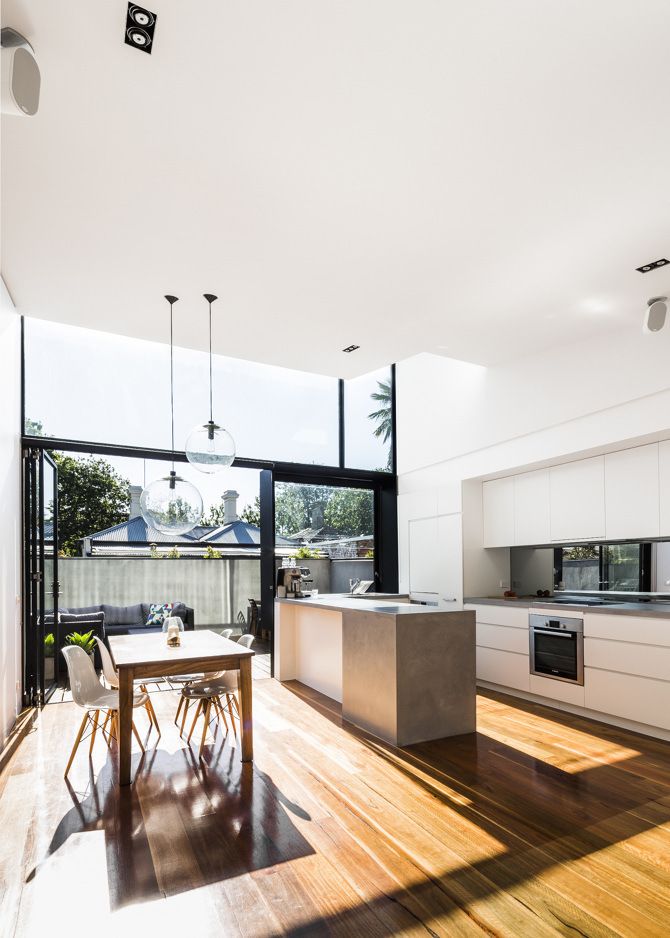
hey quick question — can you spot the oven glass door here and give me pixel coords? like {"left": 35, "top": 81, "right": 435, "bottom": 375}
{"left": 532, "top": 628, "right": 579, "bottom": 682}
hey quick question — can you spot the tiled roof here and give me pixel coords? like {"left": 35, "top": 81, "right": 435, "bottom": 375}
{"left": 87, "top": 516, "right": 293, "bottom": 547}
{"left": 87, "top": 516, "right": 206, "bottom": 545}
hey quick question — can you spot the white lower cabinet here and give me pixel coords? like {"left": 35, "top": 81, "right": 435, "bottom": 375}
{"left": 529, "top": 674, "right": 584, "bottom": 707}
{"left": 585, "top": 637, "right": 670, "bottom": 682}
{"left": 476, "top": 646, "right": 530, "bottom": 691}
{"left": 476, "top": 622, "right": 528, "bottom": 654}
{"left": 470, "top": 604, "right": 670, "bottom": 737}
{"left": 465, "top": 604, "right": 528, "bottom": 629}
{"left": 584, "top": 667, "right": 670, "bottom": 731}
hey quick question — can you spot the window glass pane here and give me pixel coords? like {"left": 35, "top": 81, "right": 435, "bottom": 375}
{"left": 344, "top": 366, "right": 393, "bottom": 471}
{"left": 603, "top": 544, "right": 641, "bottom": 591}
{"left": 274, "top": 481, "right": 375, "bottom": 594}
{"left": 557, "top": 545, "right": 599, "bottom": 591}
{"left": 24, "top": 317, "right": 339, "bottom": 465}
{"left": 49, "top": 448, "right": 262, "bottom": 629}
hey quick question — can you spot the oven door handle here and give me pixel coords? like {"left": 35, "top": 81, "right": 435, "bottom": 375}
{"left": 531, "top": 628, "right": 575, "bottom": 638}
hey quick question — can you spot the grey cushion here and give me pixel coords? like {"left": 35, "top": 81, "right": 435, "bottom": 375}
{"left": 171, "top": 601, "right": 187, "bottom": 620}
{"left": 68, "top": 605, "right": 101, "bottom": 616}
{"left": 61, "top": 612, "right": 105, "bottom": 626}
{"left": 101, "top": 603, "right": 144, "bottom": 626}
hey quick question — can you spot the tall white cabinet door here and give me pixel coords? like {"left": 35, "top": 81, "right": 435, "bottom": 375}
{"left": 605, "top": 444, "right": 659, "bottom": 540}
{"left": 408, "top": 517, "right": 438, "bottom": 594}
{"left": 550, "top": 456, "right": 605, "bottom": 542}
{"left": 437, "top": 513, "right": 463, "bottom": 603}
{"left": 514, "top": 469, "right": 550, "bottom": 545}
{"left": 482, "top": 477, "right": 515, "bottom": 548}
{"left": 660, "top": 441, "right": 670, "bottom": 536}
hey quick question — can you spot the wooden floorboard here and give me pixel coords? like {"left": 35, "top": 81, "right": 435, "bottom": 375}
{"left": 1, "top": 680, "right": 670, "bottom": 937}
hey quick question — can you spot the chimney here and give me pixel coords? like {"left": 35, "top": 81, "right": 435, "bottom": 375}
{"left": 129, "top": 485, "right": 143, "bottom": 520}
{"left": 223, "top": 489, "right": 239, "bottom": 525}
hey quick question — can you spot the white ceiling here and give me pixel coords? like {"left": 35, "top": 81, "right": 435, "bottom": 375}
{"left": 2, "top": 1, "right": 670, "bottom": 378}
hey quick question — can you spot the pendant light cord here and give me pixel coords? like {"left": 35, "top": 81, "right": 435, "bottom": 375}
{"left": 170, "top": 299, "right": 175, "bottom": 470}
{"left": 164, "top": 295, "right": 179, "bottom": 475}
{"left": 209, "top": 298, "right": 213, "bottom": 424}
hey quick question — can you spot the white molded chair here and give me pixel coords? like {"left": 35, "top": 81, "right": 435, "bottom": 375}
{"left": 172, "top": 627, "right": 233, "bottom": 728}
{"left": 180, "top": 633, "right": 254, "bottom": 757}
{"left": 61, "top": 645, "right": 148, "bottom": 777}
{"left": 95, "top": 637, "right": 161, "bottom": 738}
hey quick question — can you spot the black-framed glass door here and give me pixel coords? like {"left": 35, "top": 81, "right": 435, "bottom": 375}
{"left": 259, "top": 468, "right": 398, "bottom": 677}
{"left": 23, "top": 448, "right": 59, "bottom": 706}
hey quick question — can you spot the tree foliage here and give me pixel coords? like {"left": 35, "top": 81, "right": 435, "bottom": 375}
{"left": 368, "top": 379, "right": 393, "bottom": 470}
{"left": 52, "top": 453, "right": 130, "bottom": 556}
{"left": 239, "top": 496, "right": 261, "bottom": 527}
{"left": 323, "top": 487, "right": 374, "bottom": 537}
{"left": 274, "top": 484, "right": 373, "bottom": 538}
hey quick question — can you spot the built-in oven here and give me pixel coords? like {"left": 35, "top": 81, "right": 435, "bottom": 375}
{"left": 529, "top": 614, "right": 584, "bottom": 685}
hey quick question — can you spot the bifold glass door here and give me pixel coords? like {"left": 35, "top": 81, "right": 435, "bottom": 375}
{"left": 23, "top": 448, "right": 59, "bottom": 706}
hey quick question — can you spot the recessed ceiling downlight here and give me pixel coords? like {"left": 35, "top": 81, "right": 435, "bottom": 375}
{"left": 636, "top": 258, "right": 669, "bottom": 273}
{"left": 125, "top": 4, "right": 157, "bottom": 54}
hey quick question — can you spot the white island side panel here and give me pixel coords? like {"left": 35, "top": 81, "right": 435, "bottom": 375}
{"left": 275, "top": 602, "right": 343, "bottom": 703}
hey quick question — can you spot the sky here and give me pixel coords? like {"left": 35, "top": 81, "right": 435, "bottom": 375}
{"left": 26, "top": 317, "right": 391, "bottom": 515}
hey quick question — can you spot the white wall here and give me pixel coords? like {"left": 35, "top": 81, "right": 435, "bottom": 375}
{"left": 396, "top": 326, "right": 670, "bottom": 597}
{"left": 0, "top": 299, "right": 22, "bottom": 746}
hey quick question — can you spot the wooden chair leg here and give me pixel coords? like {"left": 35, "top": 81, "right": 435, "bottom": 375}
{"left": 175, "top": 694, "right": 184, "bottom": 726}
{"left": 101, "top": 709, "right": 112, "bottom": 746}
{"left": 89, "top": 710, "right": 100, "bottom": 755}
{"left": 181, "top": 697, "right": 192, "bottom": 737}
{"left": 187, "top": 700, "right": 203, "bottom": 743}
{"left": 131, "top": 719, "right": 145, "bottom": 753}
{"left": 199, "top": 699, "right": 212, "bottom": 758}
{"left": 65, "top": 712, "right": 89, "bottom": 777}
{"left": 213, "top": 696, "right": 230, "bottom": 734}
{"left": 147, "top": 697, "right": 161, "bottom": 738}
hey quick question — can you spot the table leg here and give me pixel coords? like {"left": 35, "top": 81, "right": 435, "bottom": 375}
{"left": 238, "top": 657, "right": 253, "bottom": 762}
{"left": 118, "top": 666, "right": 134, "bottom": 785}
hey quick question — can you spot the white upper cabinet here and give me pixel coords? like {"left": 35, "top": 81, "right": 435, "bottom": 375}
{"left": 482, "top": 477, "right": 515, "bottom": 548}
{"left": 550, "top": 456, "right": 605, "bottom": 542}
{"left": 514, "top": 469, "right": 550, "bottom": 546}
{"left": 605, "top": 444, "right": 659, "bottom": 540}
{"left": 660, "top": 441, "right": 670, "bottom": 537}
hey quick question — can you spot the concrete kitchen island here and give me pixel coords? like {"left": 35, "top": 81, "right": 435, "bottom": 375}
{"left": 275, "top": 595, "right": 476, "bottom": 747}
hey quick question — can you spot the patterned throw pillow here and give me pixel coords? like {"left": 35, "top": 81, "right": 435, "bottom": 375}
{"left": 145, "top": 602, "right": 173, "bottom": 627}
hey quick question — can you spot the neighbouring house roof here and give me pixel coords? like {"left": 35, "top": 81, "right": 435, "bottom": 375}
{"left": 84, "top": 516, "right": 294, "bottom": 553}
{"left": 86, "top": 516, "right": 203, "bottom": 545}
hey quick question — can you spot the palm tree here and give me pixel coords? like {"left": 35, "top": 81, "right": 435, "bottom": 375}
{"left": 368, "top": 379, "right": 393, "bottom": 470}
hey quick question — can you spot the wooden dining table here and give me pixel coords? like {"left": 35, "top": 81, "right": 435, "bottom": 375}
{"left": 108, "top": 630, "right": 255, "bottom": 785}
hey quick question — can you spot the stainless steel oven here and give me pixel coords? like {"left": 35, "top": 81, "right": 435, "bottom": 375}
{"left": 529, "top": 614, "right": 584, "bottom": 685}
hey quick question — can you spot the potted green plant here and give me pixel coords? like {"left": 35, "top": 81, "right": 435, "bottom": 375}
{"left": 44, "top": 632, "right": 55, "bottom": 680}
{"left": 65, "top": 629, "right": 97, "bottom": 664}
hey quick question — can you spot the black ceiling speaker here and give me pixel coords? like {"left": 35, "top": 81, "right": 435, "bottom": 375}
{"left": 125, "top": 4, "right": 157, "bottom": 54}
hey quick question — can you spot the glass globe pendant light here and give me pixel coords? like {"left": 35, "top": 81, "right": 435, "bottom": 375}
{"left": 140, "top": 295, "right": 203, "bottom": 536}
{"left": 185, "top": 293, "right": 236, "bottom": 473}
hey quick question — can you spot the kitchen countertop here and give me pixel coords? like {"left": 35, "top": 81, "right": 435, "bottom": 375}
{"left": 276, "top": 594, "right": 454, "bottom": 616}
{"left": 465, "top": 597, "right": 670, "bottom": 619}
